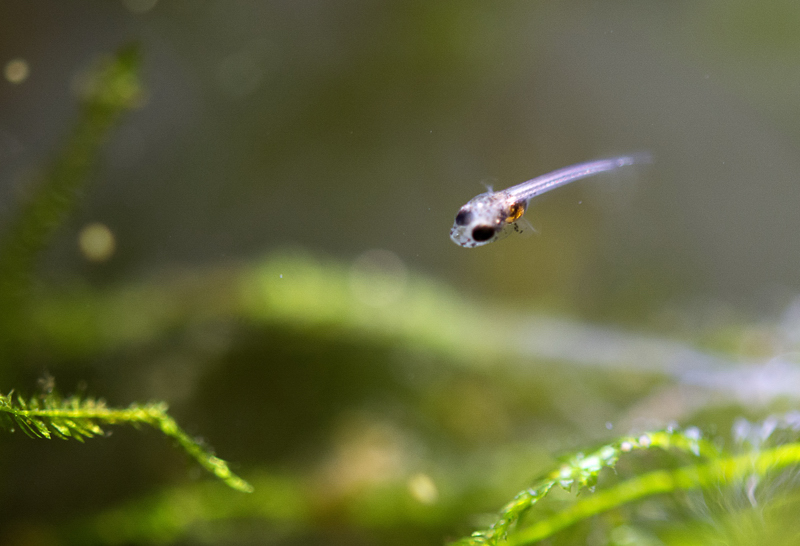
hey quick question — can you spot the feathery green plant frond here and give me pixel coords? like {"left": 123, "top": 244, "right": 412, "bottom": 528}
{"left": 454, "top": 427, "right": 717, "bottom": 546}
{"left": 0, "top": 44, "right": 253, "bottom": 495}
{"left": 50, "top": 418, "right": 800, "bottom": 545}
{"left": 0, "top": 389, "right": 253, "bottom": 493}
{"left": 505, "top": 442, "right": 800, "bottom": 546}
{"left": 455, "top": 419, "right": 800, "bottom": 546}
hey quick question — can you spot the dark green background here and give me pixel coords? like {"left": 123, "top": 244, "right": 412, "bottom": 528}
{"left": 1, "top": 2, "right": 800, "bottom": 545}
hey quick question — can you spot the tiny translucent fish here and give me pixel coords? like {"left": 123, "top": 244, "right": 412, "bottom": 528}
{"left": 450, "top": 155, "right": 649, "bottom": 248}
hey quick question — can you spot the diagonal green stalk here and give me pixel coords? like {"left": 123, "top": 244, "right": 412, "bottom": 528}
{"left": 0, "top": 44, "right": 143, "bottom": 338}
{"left": 506, "top": 443, "right": 800, "bottom": 545}
{"left": 456, "top": 429, "right": 716, "bottom": 546}
{"left": 0, "top": 393, "right": 252, "bottom": 492}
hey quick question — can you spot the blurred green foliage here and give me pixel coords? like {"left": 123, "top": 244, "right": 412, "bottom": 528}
{"left": 0, "top": 45, "right": 144, "bottom": 324}
{"left": 0, "top": 45, "right": 250, "bottom": 501}
{"left": 3, "top": 5, "right": 800, "bottom": 545}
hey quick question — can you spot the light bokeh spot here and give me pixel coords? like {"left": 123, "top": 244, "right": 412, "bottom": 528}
{"left": 407, "top": 473, "right": 439, "bottom": 504}
{"left": 4, "top": 58, "right": 29, "bottom": 84}
{"left": 78, "top": 222, "right": 116, "bottom": 262}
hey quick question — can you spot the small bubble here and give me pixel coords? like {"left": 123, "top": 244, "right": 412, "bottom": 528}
{"left": 4, "top": 58, "right": 29, "bottom": 84}
{"left": 605, "top": 422, "right": 613, "bottom": 430}
{"left": 620, "top": 441, "right": 633, "bottom": 452}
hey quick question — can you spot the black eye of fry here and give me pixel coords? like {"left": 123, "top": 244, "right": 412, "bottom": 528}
{"left": 471, "top": 225, "right": 496, "bottom": 242}
{"left": 455, "top": 209, "right": 473, "bottom": 226}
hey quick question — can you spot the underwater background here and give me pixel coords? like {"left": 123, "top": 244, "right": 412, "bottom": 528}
{"left": 2, "top": 2, "right": 800, "bottom": 545}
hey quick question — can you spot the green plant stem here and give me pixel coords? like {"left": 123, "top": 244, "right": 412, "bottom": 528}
{"left": 1, "top": 395, "right": 252, "bottom": 492}
{"left": 507, "top": 443, "right": 800, "bottom": 545}
{"left": 0, "top": 44, "right": 143, "bottom": 336}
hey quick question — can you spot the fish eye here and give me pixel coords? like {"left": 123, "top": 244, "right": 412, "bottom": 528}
{"left": 471, "top": 225, "right": 496, "bottom": 242}
{"left": 455, "top": 209, "right": 473, "bottom": 226}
